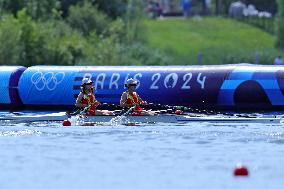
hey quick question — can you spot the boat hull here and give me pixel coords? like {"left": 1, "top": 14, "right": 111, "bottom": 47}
{"left": 0, "top": 112, "right": 282, "bottom": 124}
{"left": 80, "top": 115, "right": 282, "bottom": 124}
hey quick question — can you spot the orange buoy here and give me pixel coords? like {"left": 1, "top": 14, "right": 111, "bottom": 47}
{"left": 175, "top": 110, "right": 183, "bottom": 115}
{"left": 234, "top": 164, "right": 249, "bottom": 176}
{"left": 62, "top": 120, "right": 71, "bottom": 126}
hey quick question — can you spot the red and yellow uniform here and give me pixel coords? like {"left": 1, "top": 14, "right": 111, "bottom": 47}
{"left": 81, "top": 94, "right": 99, "bottom": 115}
{"left": 126, "top": 92, "right": 143, "bottom": 113}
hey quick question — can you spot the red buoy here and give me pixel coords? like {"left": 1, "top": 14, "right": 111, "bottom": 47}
{"left": 175, "top": 110, "right": 183, "bottom": 115}
{"left": 234, "top": 165, "right": 249, "bottom": 176}
{"left": 62, "top": 120, "right": 71, "bottom": 126}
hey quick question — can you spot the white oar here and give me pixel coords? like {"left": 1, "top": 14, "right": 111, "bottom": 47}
{"left": 67, "top": 105, "right": 91, "bottom": 117}
{"left": 121, "top": 105, "right": 137, "bottom": 116}
{"left": 109, "top": 105, "right": 137, "bottom": 124}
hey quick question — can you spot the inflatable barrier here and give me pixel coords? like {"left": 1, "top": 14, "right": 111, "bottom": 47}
{"left": 16, "top": 64, "right": 284, "bottom": 110}
{"left": 0, "top": 66, "right": 26, "bottom": 109}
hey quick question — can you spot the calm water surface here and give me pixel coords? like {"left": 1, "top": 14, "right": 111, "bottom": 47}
{"left": 1, "top": 112, "right": 284, "bottom": 189}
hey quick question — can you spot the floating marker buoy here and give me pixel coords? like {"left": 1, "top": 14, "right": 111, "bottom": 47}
{"left": 234, "top": 164, "right": 249, "bottom": 176}
{"left": 175, "top": 110, "right": 183, "bottom": 115}
{"left": 62, "top": 120, "right": 71, "bottom": 126}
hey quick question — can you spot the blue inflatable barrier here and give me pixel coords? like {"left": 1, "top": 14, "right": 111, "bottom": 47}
{"left": 17, "top": 64, "right": 284, "bottom": 110}
{"left": 0, "top": 66, "right": 26, "bottom": 108}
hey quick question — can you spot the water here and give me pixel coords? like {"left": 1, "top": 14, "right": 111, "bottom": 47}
{"left": 1, "top": 112, "right": 284, "bottom": 189}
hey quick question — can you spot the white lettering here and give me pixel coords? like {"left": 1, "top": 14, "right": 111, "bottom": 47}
{"left": 95, "top": 73, "right": 106, "bottom": 89}
{"left": 181, "top": 73, "right": 192, "bottom": 90}
{"left": 197, "top": 73, "right": 206, "bottom": 89}
{"left": 150, "top": 73, "right": 161, "bottom": 89}
{"left": 133, "top": 73, "right": 142, "bottom": 89}
{"left": 164, "top": 73, "right": 178, "bottom": 89}
{"left": 109, "top": 73, "right": 120, "bottom": 89}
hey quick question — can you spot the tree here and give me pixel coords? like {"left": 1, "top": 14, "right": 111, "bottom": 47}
{"left": 0, "top": 0, "right": 60, "bottom": 19}
{"left": 94, "top": 0, "right": 128, "bottom": 19}
{"left": 66, "top": 1, "right": 110, "bottom": 36}
{"left": 276, "top": 0, "right": 284, "bottom": 49}
{"left": 0, "top": 0, "right": 25, "bottom": 15}
{"left": 25, "top": 0, "right": 60, "bottom": 19}
{"left": 59, "top": 0, "right": 82, "bottom": 17}
{"left": 215, "top": 0, "right": 236, "bottom": 15}
{"left": 59, "top": 0, "right": 128, "bottom": 19}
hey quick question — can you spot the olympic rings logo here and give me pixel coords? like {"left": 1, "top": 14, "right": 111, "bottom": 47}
{"left": 31, "top": 71, "right": 65, "bottom": 91}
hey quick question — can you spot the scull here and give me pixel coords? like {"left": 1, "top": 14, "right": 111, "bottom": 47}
{"left": 0, "top": 112, "right": 282, "bottom": 124}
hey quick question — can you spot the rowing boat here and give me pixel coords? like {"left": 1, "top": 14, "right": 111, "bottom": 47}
{"left": 0, "top": 112, "right": 68, "bottom": 122}
{"left": 75, "top": 114, "right": 282, "bottom": 124}
{"left": 0, "top": 112, "right": 282, "bottom": 124}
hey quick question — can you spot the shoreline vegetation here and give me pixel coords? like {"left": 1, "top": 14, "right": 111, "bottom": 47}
{"left": 0, "top": 0, "right": 283, "bottom": 66}
{"left": 145, "top": 17, "right": 284, "bottom": 65}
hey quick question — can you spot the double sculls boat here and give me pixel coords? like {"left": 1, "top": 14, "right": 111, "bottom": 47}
{"left": 0, "top": 112, "right": 282, "bottom": 124}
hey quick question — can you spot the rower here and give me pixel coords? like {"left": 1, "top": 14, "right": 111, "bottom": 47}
{"left": 75, "top": 78, "right": 113, "bottom": 115}
{"left": 120, "top": 78, "right": 156, "bottom": 115}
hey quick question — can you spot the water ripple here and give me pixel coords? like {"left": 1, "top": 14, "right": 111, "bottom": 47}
{"left": 0, "top": 129, "right": 42, "bottom": 137}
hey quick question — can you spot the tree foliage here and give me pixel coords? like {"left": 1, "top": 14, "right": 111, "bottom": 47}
{"left": 0, "top": 0, "right": 60, "bottom": 19}
{"left": 94, "top": 0, "right": 128, "bottom": 19}
{"left": 0, "top": 10, "right": 87, "bottom": 66}
{"left": 0, "top": 0, "right": 169, "bottom": 66}
{"left": 276, "top": 0, "right": 284, "bottom": 49}
{"left": 66, "top": 1, "right": 110, "bottom": 36}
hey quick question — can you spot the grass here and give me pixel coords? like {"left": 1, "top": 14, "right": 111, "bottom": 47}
{"left": 144, "top": 17, "right": 284, "bottom": 65}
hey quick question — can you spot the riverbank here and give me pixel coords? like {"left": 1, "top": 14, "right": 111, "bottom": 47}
{"left": 144, "top": 17, "right": 284, "bottom": 65}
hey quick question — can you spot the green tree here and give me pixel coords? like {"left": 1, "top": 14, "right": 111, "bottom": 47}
{"left": 94, "top": 0, "right": 128, "bottom": 19}
{"left": 0, "top": 15, "right": 23, "bottom": 65}
{"left": 124, "top": 0, "right": 145, "bottom": 43}
{"left": 59, "top": 0, "right": 82, "bottom": 17}
{"left": 214, "top": 0, "right": 235, "bottom": 15}
{"left": 67, "top": 1, "right": 110, "bottom": 36}
{"left": 59, "top": 0, "right": 128, "bottom": 19}
{"left": 276, "top": 0, "right": 284, "bottom": 49}
{"left": 25, "top": 0, "right": 61, "bottom": 19}
{"left": 0, "top": 0, "right": 60, "bottom": 19}
{"left": 0, "top": 0, "right": 25, "bottom": 15}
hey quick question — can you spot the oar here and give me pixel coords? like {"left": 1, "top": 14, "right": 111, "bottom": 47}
{"left": 66, "top": 105, "right": 91, "bottom": 117}
{"left": 108, "top": 105, "right": 137, "bottom": 124}
{"left": 120, "top": 105, "right": 137, "bottom": 116}
{"left": 66, "top": 109, "right": 81, "bottom": 117}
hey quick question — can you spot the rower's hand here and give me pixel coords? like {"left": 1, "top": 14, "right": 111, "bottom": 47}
{"left": 94, "top": 101, "right": 101, "bottom": 106}
{"left": 140, "top": 101, "right": 148, "bottom": 105}
{"left": 91, "top": 101, "right": 101, "bottom": 107}
{"left": 127, "top": 103, "right": 139, "bottom": 108}
{"left": 83, "top": 105, "right": 91, "bottom": 112}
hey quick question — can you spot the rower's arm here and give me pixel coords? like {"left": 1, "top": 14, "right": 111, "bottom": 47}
{"left": 120, "top": 92, "right": 132, "bottom": 107}
{"left": 92, "top": 95, "right": 99, "bottom": 104}
{"left": 75, "top": 93, "right": 88, "bottom": 108}
{"left": 137, "top": 93, "right": 143, "bottom": 103}
{"left": 136, "top": 93, "right": 147, "bottom": 105}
